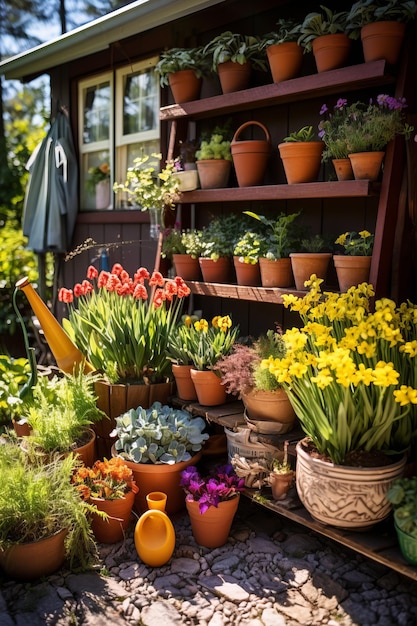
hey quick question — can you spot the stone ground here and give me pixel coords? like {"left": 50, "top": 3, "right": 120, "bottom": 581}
{"left": 1, "top": 497, "right": 417, "bottom": 626}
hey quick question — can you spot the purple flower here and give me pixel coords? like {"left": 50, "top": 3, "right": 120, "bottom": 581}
{"left": 180, "top": 464, "right": 245, "bottom": 514}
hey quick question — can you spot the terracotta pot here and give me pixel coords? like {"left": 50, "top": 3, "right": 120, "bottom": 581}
{"left": 332, "top": 158, "right": 354, "bottom": 181}
{"left": 168, "top": 70, "right": 202, "bottom": 103}
{"left": 172, "top": 254, "right": 201, "bottom": 281}
{"left": 233, "top": 257, "right": 261, "bottom": 286}
{"left": 278, "top": 141, "right": 324, "bottom": 184}
{"left": 186, "top": 495, "right": 240, "bottom": 547}
{"left": 196, "top": 159, "right": 231, "bottom": 189}
{"left": 259, "top": 257, "right": 293, "bottom": 288}
{"left": 12, "top": 418, "right": 31, "bottom": 437}
{"left": 333, "top": 255, "right": 372, "bottom": 292}
{"left": 90, "top": 490, "right": 135, "bottom": 544}
{"left": 290, "top": 252, "right": 332, "bottom": 290}
{"left": 94, "top": 381, "right": 175, "bottom": 459}
{"left": 348, "top": 151, "right": 385, "bottom": 182}
{"left": 198, "top": 257, "right": 233, "bottom": 284}
{"left": 361, "top": 21, "right": 406, "bottom": 66}
{"left": 134, "top": 508, "right": 176, "bottom": 566}
{"left": 217, "top": 60, "right": 251, "bottom": 94}
{"left": 270, "top": 471, "right": 295, "bottom": 500}
{"left": 190, "top": 369, "right": 227, "bottom": 406}
{"left": 296, "top": 438, "right": 406, "bottom": 530}
{"left": 146, "top": 491, "right": 167, "bottom": 511}
{"left": 266, "top": 42, "right": 303, "bottom": 83}
{"left": 75, "top": 428, "right": 96, "bottom": 467}
{"left": 241, "top": 388, "right": 296, "bottom": 434}
{"left": 112, "top": 446, "right": 202, "bottom": 515}
{"left": 172, "top": 364, "right": 197, "bottom": 401}
{"left": 312, "top": 33, "right": 351, "bottom": 72}
{"left": 0, "top": 528, "right": 68, "bottom": 581}
{"left": 231, "top": 121, "right": 271, "bottom": 187}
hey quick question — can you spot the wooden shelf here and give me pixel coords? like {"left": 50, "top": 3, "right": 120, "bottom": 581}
{"left": 185, "top": 281, "right": 330, "bottom": 304}
{"left": 161, "top": 61, "right": 395, "bottom": 121}
{"left": 179, "top": 180, "right": 378, "bottom": 204}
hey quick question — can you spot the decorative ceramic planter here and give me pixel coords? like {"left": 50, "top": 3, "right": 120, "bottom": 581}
{"left": 95, "top": 180, "right": 111, "bottom": 210}
{"left": 112, "top": 446, "right": 202, "bottom": 515}
{"left": 196, "top": 159, "right": 231, "bottom": 189}
{"left": 266, "top": 42, "right": 303, "bottom": 83}
{"left": 259, "top": 257, "right": 293, "bottom": 288}
{"left": 218, "top": 60, "right": 251, "bottom": 93}
{"left": 174, "top": 169, "right": 199, "bottom": 191}
{"left": 172, "top": 364, "right": 197, "bottom": 401}
{"left": 231, "top": 121, "right": 271, "bottom": 187}
{"left": 278, "top": 141, "right": 324, "bottom": 184}
{"left": 333, "top": 255, "right": 372, "bottom": 292}
{"left": 395, "top": 523, "right": 417, "bottom": 565}
{"left": 233, "top": 257, "right": 261, "bottom": 286}
{"left": 349, "top": 151, "right": 385, "bottom": 182}
{"left": 90, "top": 490, "right": 135, "bottom": 544}
{"left": 186, "top": 495, "right": 240, "bottom": 547}
{"left": 296, "top": 438, "right": 406, "bottom": 530}
{"left": 134, "top": 508, "right": 176, "bottom": 566}
{"left": 241, "top": 388, "right": 296, "bottom": 434}
{"left": 312, "top": 33, "right": 351, "bottom": 72}
{"left": 0, "top": 528, "right": 68, "bottom": 581}
{"left": 290, "top": 252, "right": 332, "bottom": 291}
{"left": 361, "top": 21, "right": 406, "bottom": 66}
{"left": 168, "top": 69, "right": 202, "bottom": 103}
{"left": 190, "top": 369, "right": 227, "bottom": 406}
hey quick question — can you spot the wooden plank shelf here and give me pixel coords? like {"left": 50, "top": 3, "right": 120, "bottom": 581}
{"left": 179, "top": 180, "right": 378, "bottom": 204}
{"left": 184, "top": 281, "right": 323, "bottom": 304}
{"left": 172, "top": 397, "right": 417, "bottom": 583}
{"left": 160, "top": 61, "right": 395, "bottom": 121}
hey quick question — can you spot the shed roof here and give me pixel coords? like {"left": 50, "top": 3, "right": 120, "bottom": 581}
{"left": 0, "top": 0, "right": 224, "bottom": 80}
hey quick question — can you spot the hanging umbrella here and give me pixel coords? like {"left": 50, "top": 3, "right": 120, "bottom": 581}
{"left": 23, "top": 109, "right": 78, "bottom": 254}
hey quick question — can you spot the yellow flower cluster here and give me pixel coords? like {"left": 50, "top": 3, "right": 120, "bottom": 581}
{"left": 262, "top": 276, "right": 417, "bottom": 464}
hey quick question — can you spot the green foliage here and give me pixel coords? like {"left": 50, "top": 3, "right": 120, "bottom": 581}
{"left": 346, "top": 0, "right": 417, "bottom": 39}
{"left": 233, "top": 231, "right": 264, "bottom": 264}
{"left": 0, "top": 354, "right": 30, "bottom": 427}
{"left": 244, "top": 210, "right": 300, "bottom": 260}
{"left": 196, "top": 132, "right": 232, "bottom": 161}
{"left": 23, "top": 370, "right": 106, "bottom": 454}
{"left": 200, "top": 213, "right": 253, "bottom": 260}
{"left": 387, "top": 476, "right": 417, "bottom": 537}
{"left": 260, "top": 19, "right": 303, "bottom": 48}
{"left": 112, "top": 402, "right": 209, "bottom": 464}
{"left": 155, "top": 47, "right": 211, "bottom": 86}
{"left": 0, "top": 442, "right": 98, "bottom": 571}
{"left": 161, "top": 226, "right": 203, "bottom": 260}
{"left": 283, "top": 125, "right": 316, "bottom": 142}
{"left": 298, "top": 6, "right": 350, "bottom": 52}
{"left": 203, "top": 31, "right": 267, "bottom": 72}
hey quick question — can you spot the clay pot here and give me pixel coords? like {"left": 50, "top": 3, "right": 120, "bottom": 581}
{"left": 217, "top": 60, "right": 251, "bottom": 93}
{"left": 0, "top": 529, "right": 68, "bottom": 581}
{"left": 196, "top": 159, "right": 231, "bottom": 189}
{"left": 361, "top": 21, "right": 406, "bottom": 66}
{"left": 172, "top": 254, "right": 201, "bottom": 281}
{"left": 332, "top": 158, "right": 354, "bottom": 181}
{"left": 198, "top": 257, "right": 233, "bottom": 283}
{"left": 266, "top": 42, "right": 303, "bottom": 82}
{"left": 172, "top": 364, "right": 197, "bottom": 401}
{"left": 233, "top": 257, "right": 261, "bottom": 286}
{"left": 348, "top": 152, "right": 385, "bottom": 182}
{"left": 270, "top": 471, "right": 294, "bottom": 500}
{"left": 259, "top": 257, "right": 293, "bottom": 288}
{"left": 290, "top": 252, "right": 332, "bottom": 290}
{"left": 190, "top": 369, "right": 227, "bottom": 406}
{"left": 168, "top": 70, "right": 202, "bottom": 103}
{"left": 333, "top": 255, "right": 372, "bottom": 292}
{"left": 278, "top": 141, "right": 324, "bottom": 184}
{"left": 241, "top": 388, "right": 296, "bottom": 434}
{"left": 186, "top": 495, "right": 240, "bottom": 548}
{"left": 90, "top": 491, "right": 135, "bottom": 544}
{"left": 312, "top": 33, "right": 351, "bottom": 72}
{"left": 231, "top": 121, "right": 271, "bottom": 187}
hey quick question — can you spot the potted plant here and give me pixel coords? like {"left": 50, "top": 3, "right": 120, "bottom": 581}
{"left": 161, "top": 225, "right": 203, "bottom": 280}
{"left": 387, "top": 476, "right": 417, "bottom": 565}
{"left": 113, "top": 152, "right": 181, "bottom": 237}
{"left": 59, "top": 263, "right": 191, "bottom": 457}
{"left": 199, "top": 213, "right": 246, "bottom": 283}
{"left": 195, "top": 128, "right": 232, "bottom": 189}
{"left": 268, "top": 440, "right": 295, "bottom": 500}
{"left": 334, "top": 94, "right": 413, "bottom": 181}
{"left": 173, "top": 139, "right": 199, "bottom": 191}
{"left": 111, "top": 402, "right": 209, "bottom": 514}
{"left": 216, "top": 328, "right": 296, "bottom": 433}
{"left": 278, "top": 125, "right": 324, "bottom": 184}
{"left": 0, "top": 441, "right": 99, "bottom": 581}
{"left": 297, "top": 5, "right": 352, "bottom": 72}
{"left": 346, "top": 0, "right": 417, "bottom": 65}
{"left": 0, "top": 354, "right": 31, "bottom": 434}
{"left": 333, "top": 230, "right": 374, "bottom": 292}
{"left": 167, "top": 315, "right": 201, "bottom": 401}
{"left": 263, "top": 278, "right": 417, "bottom": 529}
{"left": 318, "top": 98, "right": 354, "bottom": 180}
{"left": 230, "top": 121, "right": 272, "bottom": 187}
{"left": 86, "top": 162, "right": 111, "bottom": 210}
{"left": 155, "top": 46, "right": 211, "bottom": 103}
{"left": 260, "top": 19, "right": 304, "bottom": 83}
{"left": 289, "top": 233, "right": 333, "bottom": 291}
{"left": 203, "top": 31, "right": 267, "bottom": 93}
{"left": 73, "top": 456, "right": 139, "bottom": 544}
{"left": 244, "top": 210, "right": 300, "bottom": 287}
{"left": 233, "top": 230, "right": 263, "bottom": 286}
{"left": 180, "top": 463, "right": 245, "bottom": 547}
{"left": 21, "top": 369, "right": 106, "bottom": 466}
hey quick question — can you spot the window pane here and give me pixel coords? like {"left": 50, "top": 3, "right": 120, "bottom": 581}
{"left": 123, "top": 69, "right": 158, "bottom": 136}
{"left": 83, "top": 82, "right": 111, "bottom": 144}
{"left": 83, "top": 151, "right": 112, "bottom": 210}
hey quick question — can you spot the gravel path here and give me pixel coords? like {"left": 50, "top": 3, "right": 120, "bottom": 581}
{"left": 1, "top": 497, "right": 417, "bottom": 626}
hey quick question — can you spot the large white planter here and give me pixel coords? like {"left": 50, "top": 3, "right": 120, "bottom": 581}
{"left": 296, "top": 438, "right": 406, "bottom": 530}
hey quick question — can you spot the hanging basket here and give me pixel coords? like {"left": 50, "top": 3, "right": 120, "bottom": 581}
{"left": 231, "top": 121, "right": 271, "bottom": 187}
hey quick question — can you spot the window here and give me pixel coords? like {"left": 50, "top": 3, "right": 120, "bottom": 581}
{"left": 78, "top": 56, "right": 160, "bottom": 211}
